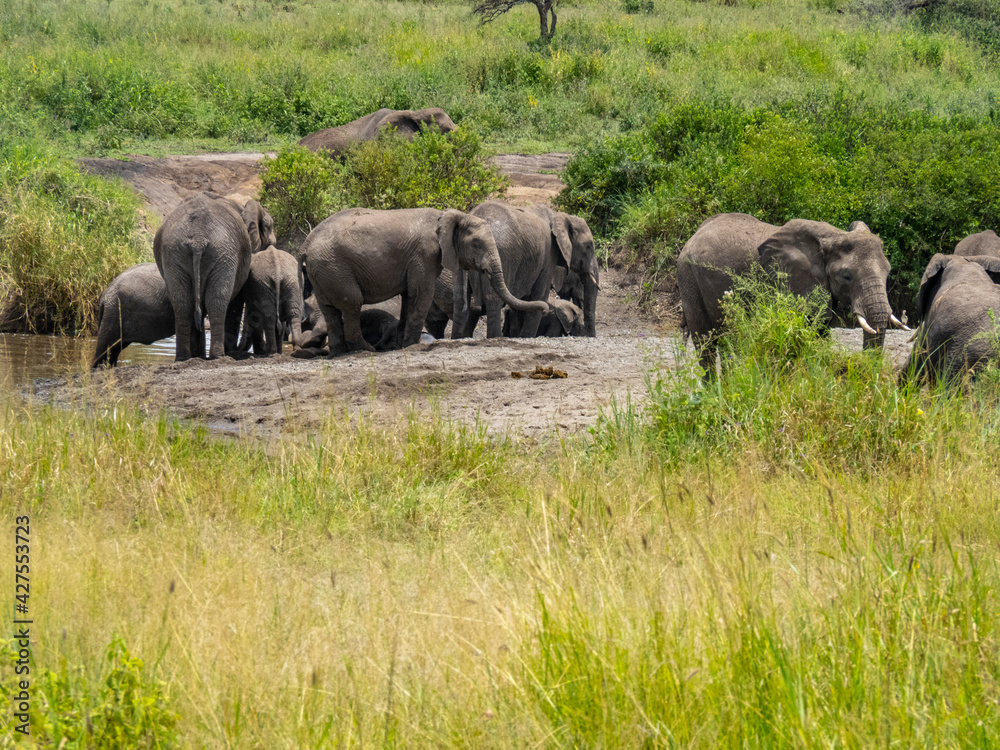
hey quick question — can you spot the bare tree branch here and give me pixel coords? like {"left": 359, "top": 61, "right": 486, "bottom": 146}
{"left": 471, "top": 0, "right": 558, "bottom": 41}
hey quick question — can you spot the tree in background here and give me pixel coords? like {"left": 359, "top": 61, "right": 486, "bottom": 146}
{"left": 471, "top": 0, "right": 558, "bottom": 41}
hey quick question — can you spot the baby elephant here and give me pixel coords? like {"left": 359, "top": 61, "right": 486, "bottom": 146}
{"left": 905, "top": 253, "right": 1000, "bottom": 382}
{"left": 295, "top": 298, "right": 401, "bottom": 357}
{"left": 237, "top": 247, "right": 304, "bottom": 356}
{"left": 502, "top": 298, "right": 585, "bottom": 338}
{"left": 92, "top": 263, "right": 175, "bottom": 368}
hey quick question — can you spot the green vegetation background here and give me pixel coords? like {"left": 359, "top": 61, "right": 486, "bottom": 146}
{"left": 3, "top": 0, "right": 1000, "bottom": 328}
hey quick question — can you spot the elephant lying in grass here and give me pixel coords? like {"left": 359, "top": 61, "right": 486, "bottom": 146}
{"left": 904, "top": 254, "right": 1000, "bottom": 382}
{"left": 298, "top": 108, "right": 456, "bottom": 157}
{"left": 236, "top": 246, "right": 304, "bottom": 356}
{"left": 92, "top": 263, "right": 175, "bottom": 368}
{"left": 677, "top": 213, "right": 908, "bottom": 374}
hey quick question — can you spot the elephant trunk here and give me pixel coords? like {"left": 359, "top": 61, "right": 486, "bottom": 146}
{"left": 485, "top": 258, "right": 549, "bottom": 314}
{"left": 582, "top": 272, "right": 598, "bottom": 338}
{"left": 855, "top": 278, "right": 891, "bottom": 350}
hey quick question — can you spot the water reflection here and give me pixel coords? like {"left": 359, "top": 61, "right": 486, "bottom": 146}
{"left": 0, "top": 334, "right": 176, "bottom": 387}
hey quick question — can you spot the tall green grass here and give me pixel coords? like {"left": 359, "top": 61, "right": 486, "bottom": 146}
{"left": 0, "top": 138, "right": 148, "bottom": 333}
{"left": 3, "top": 293, "right": 1000, "bottom": 744}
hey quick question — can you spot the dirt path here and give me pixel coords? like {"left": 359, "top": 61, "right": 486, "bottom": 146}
{"left": 79, "top": 152, "right": 569, "bottom": 219}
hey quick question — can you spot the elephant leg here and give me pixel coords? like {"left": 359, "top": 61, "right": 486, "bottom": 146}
{"left": 320, "top": 302, "right": 349, "bottom": 356}
{"left": 224, "top": 298, "right": 244, "bottom": 357}
{"left": 425, "top": 302, "right": 448, "bottom": 339}
{"left": 515, "top": 275, "right": 549, "bottom": 338}
{"left": 206, "top": 296, "right": 230, "bottom": 359}
{"left": 105, "top": 341, "right": 124, "bottom": 368}
{"left": 400, "top": 274, "right": 434, "bottom": 347}
{"left": 171, "top": 292, "right": 196, "bottom": 362}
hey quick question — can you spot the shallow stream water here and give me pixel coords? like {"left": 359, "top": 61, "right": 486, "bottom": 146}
{"left": 0, "top": 334, "right": 176, "bottom": 388}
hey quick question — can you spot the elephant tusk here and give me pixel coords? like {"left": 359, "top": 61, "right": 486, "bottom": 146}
{"left": 890, "top": 314, "right": 912, "bottom": 332}
{"left": 907, "top": 329, "right": 920, "bottom": 343}
{"left": 856, "top": 314, "right": 878, "bottom": 335}
{"left": 589, "top": 273, "right": 601, "bottom": 291}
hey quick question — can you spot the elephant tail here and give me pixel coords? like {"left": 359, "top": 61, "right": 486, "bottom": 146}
{"left": 189, "top": 240, "right": 207, "bottom": 333}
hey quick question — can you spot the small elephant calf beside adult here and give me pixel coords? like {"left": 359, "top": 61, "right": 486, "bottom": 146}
{"left": 677, "top": 213, "right": 910, "bottom": 374}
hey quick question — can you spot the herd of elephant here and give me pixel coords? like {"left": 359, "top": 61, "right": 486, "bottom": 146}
{"left": 90, "top": 106, "right": 1000, "bottom": 383}
{"left": 677, "top": 213, "right": 1000, "bottom": 382}
{"left": 91, "top": 194, "right": 600, "bottom": 368}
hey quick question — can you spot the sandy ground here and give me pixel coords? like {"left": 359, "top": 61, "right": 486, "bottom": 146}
{"left": 64, "top": 149, "right": 914, "bottom": 440}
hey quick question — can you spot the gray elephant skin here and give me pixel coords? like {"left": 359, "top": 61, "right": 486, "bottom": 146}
{"left": 153, "top": 193, "right": 276, "bottom": 361}
{"left": 298, "top": 108, "right": 457, "bottom": 157}
{"left": 295, "top": 297, "right": 402, "bottom": 357}
{"left": 904, "top": 254, "right": 1000, "bottom": 382}
{"left": 236, "top": 246, "right": 304, "bottom": 356}
{"left": 677, "top": 213, "right": 898, "bottom": 372}
{"left": 954, "top": 229, "right": 1000, "bottom": 259}
{"left": 302, "top": 207, "right": 549, "bottom": 354}
{"left": 448, "top": 201, "right": 598, "bottom": 339}
{"left": 92, "top": 263, "right": 175, "bottom": 368}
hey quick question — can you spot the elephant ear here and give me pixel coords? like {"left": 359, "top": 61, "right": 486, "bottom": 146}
{"left": 436, "top": 210, "right": 462, "bottom": 273}
{"left": 549, "top": 211, "right": 574, "bottom": 269}
{"left": 965, "top": 254, "right": 1000, "bottom": 285}
{"left": 757, "top": 219, "right": 837, "bottom": 297}
{"left": 242, "top": 200, "right": 265, "bottom": 254}
{"left": 916, "top": 254, "right": 954, "bottom": 317}
{"left": 382, "top": 110, "right": 422, "bottom": 137}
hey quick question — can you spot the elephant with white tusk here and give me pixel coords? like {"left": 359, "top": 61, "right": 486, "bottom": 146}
{"left": 677, "top": 213, "right": 903, "bottom": 375}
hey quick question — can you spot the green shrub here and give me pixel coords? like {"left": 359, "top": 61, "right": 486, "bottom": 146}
{"left": 259, "top": 145, "right": 340, "bottom": 238}
{"left": 0, "top": 635, "right": 178, "bottom": 747}
{"left": 341, "top": 125, "right": 509, "bottom": 212}
{"left": 0, "top": 139, "right": 147, "bottom": 333}
{"left": 638, "top": 277, "right": 956, "bottom": 468}
{"left": 261, "top": 126, "right": 509, "bottom": 236}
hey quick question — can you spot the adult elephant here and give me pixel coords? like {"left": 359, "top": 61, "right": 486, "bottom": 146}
{"left": 677, "top": 213, "right": 907, "bottom": 373}
{"left": 236, "top": 246, "right": 304, "bottom": 356}
{"left": 302, "top": 207, "right": 549, "bottom": 354}
{"left": 92, "top": 263, "right": 175, "bottom": 368}
{"left": 954, "top": 229, "right": 1000, "bottom": 259}
{"left": 904, "top": 254, "right": 1000, "bottom": 382}
{"left": 154, "top": 193, "right": 275, "bottom": 361}
{"left": 298, "top": 108, "right": 457, "bottom": 157}
{"left": 453, "top": 201, "right": 598, "bottom": 339}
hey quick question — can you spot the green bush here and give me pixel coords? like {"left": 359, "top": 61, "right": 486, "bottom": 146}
{"left": 258, "top": 145, "right": 340, "bottom": 238}
{"left": 260, "top": 126, "right": 509, "bottom": 237}
{"left": 638, "top": 277, "right": 957, "bottom": 468}
{"left": 0, "top": 635, "right": 178, "bottom": 747}
{"left": 0, "top": 139, "right": 147, "bottom": 333}
{"left": 341, "top": 125, "right": 508, "bottom": 212}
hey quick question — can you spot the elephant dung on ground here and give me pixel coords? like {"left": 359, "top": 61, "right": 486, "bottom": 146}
{"left": 677, "top": 213, "right": 906, "bottom": 373}
{"left": 92, "top": 263, "right": 175, "bottom": 368}
{"left": 298, "top": 108, "right": 457, "bottom": 157}
{"left": 302, "top": 207, "right": 549, "bottom": 355}
{"left": 954, "top": 229, "right": 1000, "bottom": 259}
{"left": 154, "top": 192, "right": 277, "bottom": 361}
{"left": 450, "top": 201, "right": 597, "bottom": 339}
{"left": 904, "top": 254, "right": 1000, "bottom": 382}
{"left": 236, "top": 246, "right": 304, "bottom": 356}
